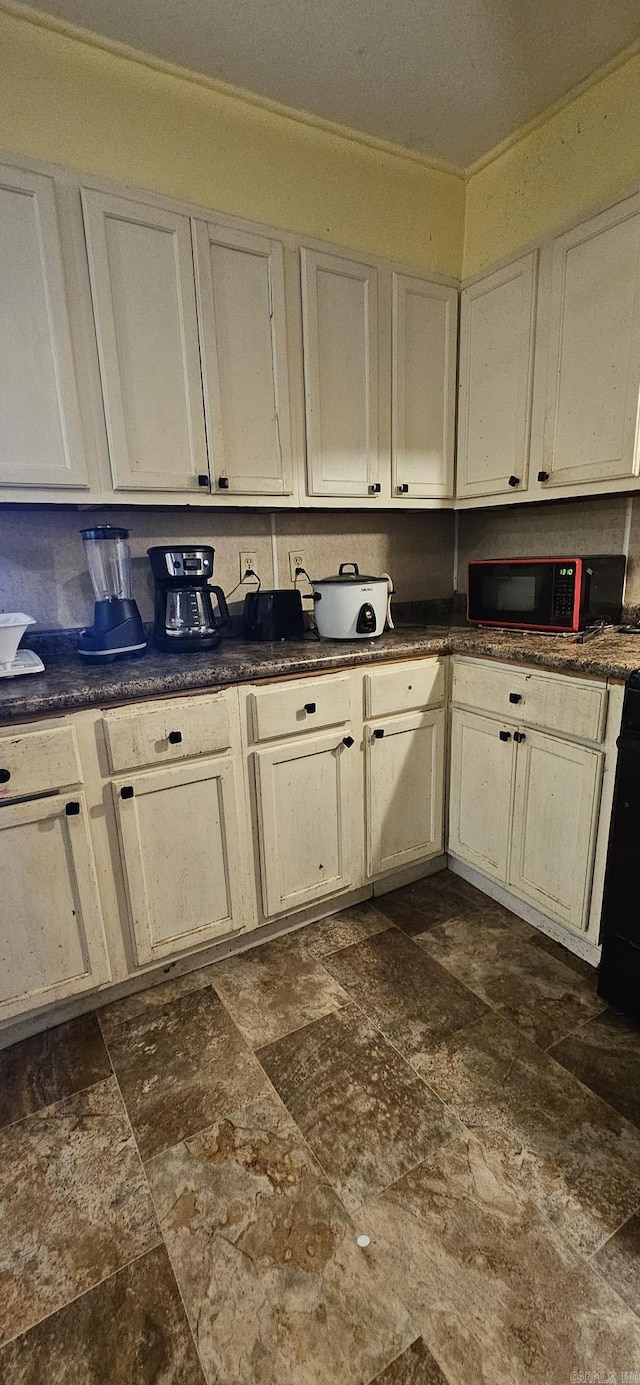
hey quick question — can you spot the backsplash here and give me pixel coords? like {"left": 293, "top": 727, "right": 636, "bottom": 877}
{"left": 0, "top": 505, "right": 454, "bottom": 630}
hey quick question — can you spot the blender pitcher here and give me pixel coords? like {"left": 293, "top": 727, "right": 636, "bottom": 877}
{"left": 78, "top": 526, "right": 147, "bottom": 662}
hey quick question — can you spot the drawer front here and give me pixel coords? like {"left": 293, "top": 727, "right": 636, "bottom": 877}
{"left": 452, "top": 660, "right": 608, "bottom": 743}
{"left": 365, "top": 659, "right": 445, "bottom": 719}
{"left": 250, "top": 675, "right": 352, "bottom": 742}
{"left": 104, "top": 694, "right": 232, "bottom": 772}
{"left": 0, "top": 725, "right": 82, "bottom": 802}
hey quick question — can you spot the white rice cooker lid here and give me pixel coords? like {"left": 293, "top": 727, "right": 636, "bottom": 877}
{"left": 313, "top": 562, "right": 387, "bottom": 585}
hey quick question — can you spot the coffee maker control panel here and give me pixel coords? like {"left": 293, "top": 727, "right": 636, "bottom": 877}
{"left": 163, "top": 549, "right": 213, "bottom": 578}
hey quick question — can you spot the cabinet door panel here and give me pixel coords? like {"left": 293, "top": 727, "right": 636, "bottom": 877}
{"left": 0, "top": 794, "right": 110, "bottom": 1021}
{"left": 113, "top": 758, "right": 249, "bottom": 965}
{"left": 509, "top": 730, "right": 603, "bottom": 932}
{"left": 0, "top": 164, "right": 88, "bottom": 489}
{"left": 301, "top": 248, "right": 379, "bottom": 497}
{"left": 448, "top": 709, "right": 515, "bottom": 882}
{"left": 366, "top": 709, "right": 444, "bottom": 876}
{"left": 541, "top": 195, "right": 640, "bottom": 488}
{"left": 457, "top": 253, "right": 537, "bottom": 498}
{"left": 194, "top": 221, "right": 293, "bottom": 495}
{"left": 392, "top": 274, "right": 456, "bottom": 498}
{"left": 254, "top": 730, "right": 358, "bottom": 916}
{"left": 82, "top": 190, "right": 208, "bottom": 492}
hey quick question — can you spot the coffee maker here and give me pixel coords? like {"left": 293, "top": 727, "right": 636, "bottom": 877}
{"left": 78, "top": 526, "right": 147, "bottom": 662}
{"left": 148, "top": 546, "right": 229, "bottom": 652}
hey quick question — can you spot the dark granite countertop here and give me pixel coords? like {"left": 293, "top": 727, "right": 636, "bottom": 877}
{"left": 1, "top": 624, "right": 639, "bottom": 723}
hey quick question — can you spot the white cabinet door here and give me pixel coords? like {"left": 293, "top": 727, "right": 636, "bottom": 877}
{"left": 0, "top": 164, "right": 88, "bottom": 490}
{"left": 81, "top": 189, "right": 209, "bottom": 493}
{"left": 113, "top": 757, "right": 250, "bottom": 965}
{"left": 457, "top": 253, "right": 537, "bottom": 499}
{"left": 448, "top": 708, "right": 515, "bottom": 882}
{"left": 539, "top": 194, "right": 640, "bottom": 490}
{"left": 509, "top": 729, "right": 603, "bottom": 932}
{"left": 193, "top": 221, "right": 294, "bottom": 497}
{"left": 366, "top": 708, "right": 445, "bottom": 876}
{"left": 0, "top": 793, "right": 110, "bottom": 1021}
{"left": 391, "top": 274, "right": 457, "bottom": 499}
{"left": 301, "top": 248, "right": 381, "bottom": 498}
{"left": 254, "top": 729, "right": 359, "bottom": 916}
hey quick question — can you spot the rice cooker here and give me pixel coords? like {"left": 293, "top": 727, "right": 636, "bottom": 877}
{"left": 311, "top": 563, "right": 394, "bottom": 640}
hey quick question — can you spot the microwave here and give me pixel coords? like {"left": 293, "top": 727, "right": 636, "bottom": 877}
{"left": 467, "top": 556, "right": 626, "bottom": 632}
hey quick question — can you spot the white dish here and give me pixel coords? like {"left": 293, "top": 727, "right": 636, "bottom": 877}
{"left": 0, "top": 613, "right": 36, "bottom": 665}
{"left": 0, "top": 649, "right": 44, "bottom": 678}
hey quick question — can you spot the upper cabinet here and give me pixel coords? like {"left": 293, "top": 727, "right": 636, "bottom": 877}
{"left": 301, "top": 248, "right": 381, "bottom": 499}
{"left": 391, "top": 273, "right": 457, "bottom": 499}
{"left": 193, "top": 221, "right": 295, "bottom": 499}
{"left": 0, "top": 164, "right": 89, "bottom": 490}
{"left": 457, "top": 253, "right": 537, "bottom": 500}
{"left": 536, "top": 194, "right": 640, "bottom": 493}
{"left": 81, "top": 189, "right": 209, "bottom": 494}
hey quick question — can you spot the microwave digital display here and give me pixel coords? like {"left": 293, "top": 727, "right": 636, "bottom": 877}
{"left": 466, "top": 556, "right": 626, "bottom": 633}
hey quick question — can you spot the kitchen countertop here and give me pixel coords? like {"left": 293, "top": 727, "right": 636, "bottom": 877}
{"left": 1, "top": 624, "right": 639, "bottom": 723}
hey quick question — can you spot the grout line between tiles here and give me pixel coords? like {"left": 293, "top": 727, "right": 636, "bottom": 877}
{"left": 0, "top": 1066, "right": 118, "bottom": 1140}
{"left": 0, "top": 1244, "right": 159, "bottom": 1355}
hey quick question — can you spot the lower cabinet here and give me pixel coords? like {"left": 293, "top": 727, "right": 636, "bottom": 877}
{"left": 112, "top": 757, "right": 251, "bottom": 965}
{"left": 0, "top": 793, "right": 111, "bottom": 1021}
{"left": 253, "top": 729, "right": 359, "bottom": 916}
{"left": 448, "top": 708, "right": 514, "bottom": 882}
{"left": 366, "top": 708, "right": 445, "bottom": 876}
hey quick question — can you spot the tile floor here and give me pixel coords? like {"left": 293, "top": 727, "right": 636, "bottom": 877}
{"left": 1, "top": 871, "right": 639, "bottom": 1384}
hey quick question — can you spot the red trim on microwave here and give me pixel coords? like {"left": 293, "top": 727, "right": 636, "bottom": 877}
{"left": 467, "top": 557, "right": 583, "bottom": 633}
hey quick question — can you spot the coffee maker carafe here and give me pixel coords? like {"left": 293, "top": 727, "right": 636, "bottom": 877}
{"left": 148, "top": 546, "right": 229, "bottom": 652}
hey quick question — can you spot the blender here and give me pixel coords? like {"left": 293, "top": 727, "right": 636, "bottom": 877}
{"left": 78, "top": 526, "right": 147, "bottom": 662}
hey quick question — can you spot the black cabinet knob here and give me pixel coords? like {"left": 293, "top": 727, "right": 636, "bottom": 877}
{"left": 373, "top": 728, "right": 385, "bottom": 739}
{"left": 0, "top": 768, "right": 10, "bottom": 784}
{"left": 168, "top": 730, "right": 183, "bottom": 744}
{"left": 342, "top": 736, "right": 355, "bottom": 748}
{"left": 368, "top": 482, "right": 381, "bottom": 494}
{"left": 537, "top": 470, "right": 550, "bottom": 482}
{"left": 509, "top": 693, "right": 522, "bottom": 704}
{"left": 513, "top": 731, "right": 526, "bottom": 744}
{"left": 397, "top": 483, "right": 409, "bottom": 494}
{"left": 499, "top": 730, "right": 511, "bottom": 742}
{"left": 197, "top": 473, "right": 209, "bottom": 487}
{"left": 218, "top": 477, "right": 230, "bottom": 489}
{"left": 120, "top": 786, "right": 135, "bottom": 799}
{"left": 507, "top": 475, "right": 520, "bottom": 487}
{"left": 304, "top": 702, "right": 317, "bottom": 714}
{"left": 65, "top": 800, "right": 80, "bottom": 815}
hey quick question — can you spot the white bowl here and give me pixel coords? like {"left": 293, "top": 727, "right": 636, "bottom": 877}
{"left": 0, "top": 614, "right": 35, "bottom": 666}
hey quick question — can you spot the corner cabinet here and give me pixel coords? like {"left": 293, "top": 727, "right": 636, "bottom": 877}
{"left": 448, "top": 707, "right": 515, "bottom": 882}
{"left": 391, "top": 273, "right": 457, "bottom": 499}
{"left": 365, "top": 708, "right": 445, "bottom": 875}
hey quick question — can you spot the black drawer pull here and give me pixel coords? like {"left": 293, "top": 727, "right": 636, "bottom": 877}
{"left": 218, "top": 476, "right": 230, "bottom": 489}
{"left": 168, "top": 730, "right": 183, "bottom": 744}
{"left": 0, "top": 769, "right": 10, "bottom": 784}
{"left": 373, "top": 728, "right": 385, "bottom": 739}
{"left": 120, "top": 785, "right": 135, "bottom": 799}
{"left": 197, "top": 473, "right": 209, "bottom": 487}
{"left": 499, "top": 730, "right": 511, "bottom": 742}
{"left": 509, "top": 693, "right": 522, "bottom": 704}
{"left": 397, "top": 483, "right": 409, "bottom": 494}
{"left": 514, "top": 731, "right": 526, "bottom": 744}
{"left": 368, "top": 482, "right": 381, "bottom": 494}
{"left": 537, "top": 470, "right": 550, "bottom": 482}
{"left": 343, "top": 736, "right": 355, "bottom": 748}
{"left": 507, "top": 475, "right": 520, "bottom": 487}
{"left": 304, "top": 702, "right": 316, "bottom": 714}
{"left": 65, "top": 801, "right": 80, "bottom": 815}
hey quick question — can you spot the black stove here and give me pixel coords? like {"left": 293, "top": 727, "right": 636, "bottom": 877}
{"left": 598, "top": 670, "right": 640, "bottom": 1022}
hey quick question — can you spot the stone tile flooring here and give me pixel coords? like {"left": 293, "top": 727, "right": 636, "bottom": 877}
{"left": 0, "top": 870, "right": 639, "bottom": 1384}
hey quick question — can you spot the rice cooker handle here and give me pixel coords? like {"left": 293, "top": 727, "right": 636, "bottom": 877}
{"left": 380, "top": 573, "right": 394, "bottom": 631}
{"left": 338, "top": 562, "right": 359, "bottom": 576}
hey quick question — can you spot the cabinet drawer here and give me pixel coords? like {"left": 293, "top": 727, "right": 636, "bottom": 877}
{"left": 452, "top": 660, "right": 608, "bottom": 743}
{"left": 364, "top": 660, "right": 444, "bottom": 719}
{"left": 0, "top": 725, "right": 82, "bottom": 802}
{"left": 103, "top": 694, "right": 232, "bottom": 772}
{"left": 250, "top": 675, "right": 352, "bottom": 742}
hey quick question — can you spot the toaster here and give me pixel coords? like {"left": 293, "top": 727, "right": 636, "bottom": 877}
{"left": 243, "top": 589, "right": 305, "bottom": 641}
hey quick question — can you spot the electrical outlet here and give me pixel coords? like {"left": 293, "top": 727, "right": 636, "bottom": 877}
{"left": 239, "top": 551, "right": 257, "bottom": 584}
{"left": 289, "top": 550, "right": 306, "bottom": 583}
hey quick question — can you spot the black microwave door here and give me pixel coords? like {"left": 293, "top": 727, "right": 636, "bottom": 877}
{"left": 468, "top": 563, "right": 556, "bottom": 626}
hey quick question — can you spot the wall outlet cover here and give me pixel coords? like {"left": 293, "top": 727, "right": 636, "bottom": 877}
{"left": 289, "top": 550, "right": 306, "bottom": 582}
{"left": 240, "top": 551, "right": 258, "bottom": 583}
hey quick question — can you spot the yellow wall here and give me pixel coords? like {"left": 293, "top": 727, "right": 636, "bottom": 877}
{"left": 0, "top": 5, "right": 465, "bottom": 277}
{"left": 464, "top": 46, "right": 640, "bottom": 276}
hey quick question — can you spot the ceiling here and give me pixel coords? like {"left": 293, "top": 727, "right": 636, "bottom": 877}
{"left": 19, "top": 0, "right": 640, "bottom": 166}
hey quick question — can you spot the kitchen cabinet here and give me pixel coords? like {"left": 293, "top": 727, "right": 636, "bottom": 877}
{"left": 301, "top": 247, "right": 381, "bottom": 499}
{"left": 457, "top": 253, "right": 537, "bottom": 500}
{"left": 253, "top": 729, "right": 359, "bottom": 916}
{"left": 81, "top": 188, "right": 209, "bottom": 493}
{"left": 0, "top": 163, "right": 89, "bottom": 490}
{"left": 112, "top": 757, "right": 250, "bottom": 965}
{"left": 366, "top": 708, "right": 445, "bottom": 876}
{"left": 448, "top": 708, "right": 515, "bottom": 882}
{"left": 536, "top": 193, "right": 640, "bottom": 492}
{"left": 391, "top": 273, "right": 457, "bottom": 499}
{"left": 193, "top": 220, "right": 295, "bottom": 498}
{"left": 0, "top": 793, "right": 110, "bottom": 1022}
